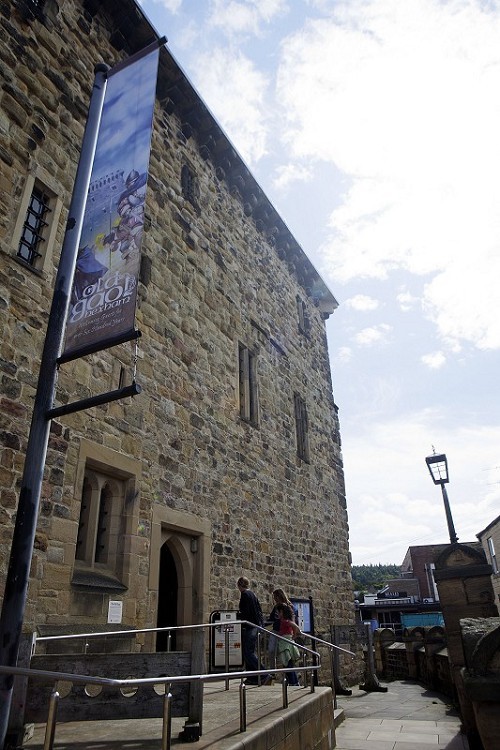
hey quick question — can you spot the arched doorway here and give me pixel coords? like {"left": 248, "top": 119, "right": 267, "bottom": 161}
{"left": 156, "top": 542, "right": 178, "bottom": 651}
{"left": 150, "top": 507, "right": 211, "bottom": 653}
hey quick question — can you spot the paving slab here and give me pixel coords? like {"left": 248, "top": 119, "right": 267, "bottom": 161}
{"left": 335, "top": 680, "right": 469, "bottom": 750}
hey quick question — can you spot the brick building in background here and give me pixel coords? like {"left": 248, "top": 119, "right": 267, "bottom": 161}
{"left": 0, "top": 0, "right": 354, "bottom": 652}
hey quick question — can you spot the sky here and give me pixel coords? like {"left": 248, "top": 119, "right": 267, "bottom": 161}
{"left": 137, "top": 0, "right": 500, "bottom": 566}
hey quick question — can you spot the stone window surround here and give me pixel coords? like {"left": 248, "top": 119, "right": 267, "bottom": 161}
{"left": 296, "top": 295, "right": 309, "bottom": 336}
{"left": 238, "top": 341, "right": 259, "bottom": 426}
{"left": 294, "top": 391, "right": 310, "bottom": 463}
{"left": 181, "top": 162, "right": 199, "bottom": 209}
{"left": 72, "top": 439, "right": 141, "bottom": 589}
{"left": 11, "top": 163, "right": 63, "bottom": 275}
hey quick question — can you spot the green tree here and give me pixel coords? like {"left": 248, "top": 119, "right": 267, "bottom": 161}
{"left": 351, "top": 564, "right": 401, "bottom": 593}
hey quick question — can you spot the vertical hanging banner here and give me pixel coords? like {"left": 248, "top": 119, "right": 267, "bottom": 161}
{"left": 61, "top": 42, "right": 162, "bottom": 362}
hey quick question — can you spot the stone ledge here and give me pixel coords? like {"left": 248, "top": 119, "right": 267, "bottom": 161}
{"left": 187, "top": 686, "right": 335, "bottom": 750}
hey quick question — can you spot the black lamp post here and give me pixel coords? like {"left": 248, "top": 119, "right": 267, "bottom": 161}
{"left": 425, "top": 451, "right": 459, "bottom": 544}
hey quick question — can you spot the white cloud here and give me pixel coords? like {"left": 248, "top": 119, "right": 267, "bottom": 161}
{"left": 275, "top": 0, "right": 500, "bottom": 350}
{"left": 423, "top": 259, "right": 500, "bottom": 350}
{"left": 421, "top": 351, "right": 446, "bottom": 370}
{"left": 345, "top": 294, "right": 379, "bottom": 312}
{"left": 189, "top": 48, "right": 270, "bottom": 164}
{"left": 272, "top": 163, "right": 313, "bottom": 190}
{"left": 397, "top": 289, "right": 419, "bottom": 313}
{"left": 337, "top": 346, "right": 352, "bottom": 363}
{"left": 208, "top": 0, "right": 288, "bottom": 36}
{"left": 139, "top": 0, "right": 182, "bottom": 13}
{"left": 354, "top": 323, "right": 391, "bottom": 346}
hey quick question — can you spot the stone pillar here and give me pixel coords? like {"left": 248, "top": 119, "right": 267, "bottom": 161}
{"left": 434, "top": 543, "right": 498, "bottom": 750}
{"left": 423, "top": 625, "right": 446, "bottom": 691}
{"left": 373, "top": 627, "right": 395, "bottom": 676}
{"left": 461, "top": 617, "right": 500, "bottom": 750}
{"left": 403, "top": 626, "right": 425, "bottom": 679}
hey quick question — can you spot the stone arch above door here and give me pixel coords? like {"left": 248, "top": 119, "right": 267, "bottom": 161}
{"left": 150, "top": 506, "right": 211, "bottom": 642}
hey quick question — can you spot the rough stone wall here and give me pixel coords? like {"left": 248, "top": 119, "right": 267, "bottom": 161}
{"left": 477, "top": 515, "right": 500, "bottom": 609}
{"left": 0, "top": 0, "right": 354, "bottom": 649}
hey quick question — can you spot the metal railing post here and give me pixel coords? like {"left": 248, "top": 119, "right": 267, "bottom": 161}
{"left": 257, "top": 631, "right": 262, "bottom": 686}
{"left": 161, "top": 683, "right": 172, "bottom": 750}
{"left": 224, "top": 626, "right": 230, "bottom": 691}
{"left": 43, "top": 689, "right": 59, "bottom": 750}
{"left": 282, "top": 676, "right": 288, "bottom": 708}
{"left": 167, "top": 630, "right": 172, "bottom": 652}
{"left": 330, "top": 647, "right": 337, "bottom": 708}
{"left": 239, "top": 680, "right": 247, "bottom": 732}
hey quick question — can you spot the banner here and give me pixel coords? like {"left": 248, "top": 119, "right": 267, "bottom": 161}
{"left": 61, "top": 44, "right": 160, "bottom": 360}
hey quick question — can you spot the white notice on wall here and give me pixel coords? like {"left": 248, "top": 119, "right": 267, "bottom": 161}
{"left": 108, "top": 600, "right": 123, "bottom": 624}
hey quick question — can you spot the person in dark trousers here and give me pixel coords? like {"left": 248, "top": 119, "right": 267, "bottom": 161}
{"left": 237, "top": 576, "right": 271, "bottom": 685}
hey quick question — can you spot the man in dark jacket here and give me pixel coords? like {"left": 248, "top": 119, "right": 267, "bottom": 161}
{"left": 237, "top": 576, "right": 270, "bottom": 685}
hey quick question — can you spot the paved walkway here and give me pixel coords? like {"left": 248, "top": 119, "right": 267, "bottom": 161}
{"left": 23, "top": 678, "right": 470, "bottom": 749}
{"left": 335, "top": 679, "right": 469, "bottom": 750}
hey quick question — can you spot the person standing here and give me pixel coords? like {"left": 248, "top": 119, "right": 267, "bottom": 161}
{"left": 237, "top": 576, "right": 270, "bottom": 685}
{"left": 268, "top": 588, "right": 295, "bottom": 663}
{"left": 275, "top": 603, "right": 302, "bottom": 686}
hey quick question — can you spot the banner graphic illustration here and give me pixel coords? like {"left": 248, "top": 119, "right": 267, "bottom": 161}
{"left": 62, "top": 46, "right": 159, "bottom": 360}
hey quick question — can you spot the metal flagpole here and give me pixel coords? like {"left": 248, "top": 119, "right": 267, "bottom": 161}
{"left": 0, "top": 63, "right": 109, "bottom": 749}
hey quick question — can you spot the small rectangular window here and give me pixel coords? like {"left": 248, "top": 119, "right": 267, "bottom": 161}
{"left": 297, "top": 296, "right": 308, "bottom": 335}
{"left": 17, "top": 184, "right": 52, "bottom": 268}
{"left": 238, "top": 344, "right": 258, "bottom": 425}
{"left": 294, "top": 392, "right": 310, "bottom": 461}
{"left": 487, "top": 537, "right": 498, "bottom": 574}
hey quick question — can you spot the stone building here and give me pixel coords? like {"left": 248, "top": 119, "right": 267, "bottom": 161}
{"left": 477, "top": 514, "right": 500, "bottom": 608}
{"left": 0, "top": 0, "right": 353, "bottom": 651}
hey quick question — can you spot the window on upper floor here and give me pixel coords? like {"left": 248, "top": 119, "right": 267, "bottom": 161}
{"left": 17, "top": 184, "right": 52, "bottom": 266}
{"left": 181, "top": 163, "right": 199, "bottom": 208}
{"left": 297, "top": 296, "right": 309, "bottom": 335}
{"left": 13, "top": 171, "right": 62, "bottom": 273}
{"left": 487, "top": 536, "right": 499, "bottom": 574}
{"left": 294, "top": 392, "right": 310, "bottom": 462}
{"left": 238, "top": 343, "right": 258, "bottom": 426}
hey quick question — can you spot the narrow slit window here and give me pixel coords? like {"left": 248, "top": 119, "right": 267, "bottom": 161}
{"left": 181, "top": 164, "right": 198, "bottom": 208}
{"left": 238, "top": 344, "right": 258, "bottom": 425}
{"left": 294, "top": 392, "right": 310, "bottom": 462}
{"left": 297, "top": 296, "right": 308, "bottom": 335}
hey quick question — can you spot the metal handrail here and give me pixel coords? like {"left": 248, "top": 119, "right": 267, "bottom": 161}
{"left": 299, "top": 631, "right": 356, "bottom": 708}
{"left": 33, "top": 622, "right": 355, "bottom": 655}
{"left": 303, "top": 632, "right": 355, "bottom": 657}
{"left": 0, "top": 660, "right": 321, "bottom": 750}
{"left": 11, "top": 620, "right": 324, "bottom": 750}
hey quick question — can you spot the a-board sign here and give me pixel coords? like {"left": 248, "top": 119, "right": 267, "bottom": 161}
{"left": 210, "top": 610, "right": 243, "bottom": 669}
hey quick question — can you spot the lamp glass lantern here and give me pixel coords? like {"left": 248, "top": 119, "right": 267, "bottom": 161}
{"left": 425, "top": 453, "right": 449, "bottom": 485}
{"left": 425, "top": 451, "right": 458, "bottom": 543}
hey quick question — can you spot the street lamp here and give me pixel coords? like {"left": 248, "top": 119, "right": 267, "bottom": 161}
{"left": 425, "top": 450, "right": 459, "bottom": 544}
